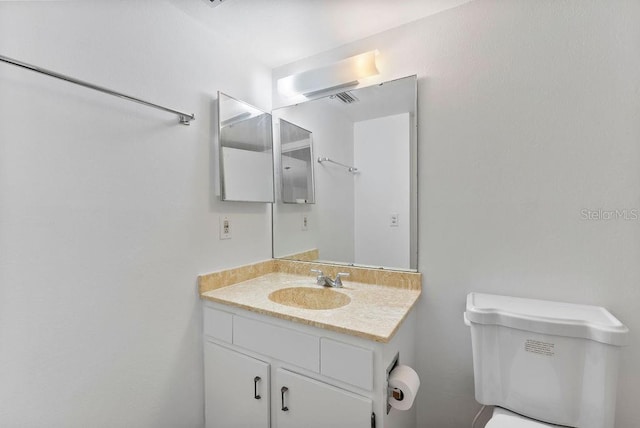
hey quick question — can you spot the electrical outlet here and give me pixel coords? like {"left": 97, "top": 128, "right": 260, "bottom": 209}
{"left": 390, "top": 213, "right": 399, "bottom": 227}
{"left": 219, "top": 216, "right": 232, "bottom": 240}
{"left": 301, "top": 213, "right": 309, "bottom": 231}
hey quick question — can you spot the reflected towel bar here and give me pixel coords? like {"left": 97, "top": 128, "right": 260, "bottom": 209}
{"left": 317, "top": 157, "right": 358, "bottom": 173}
{"left": 0, "top": 54, "right": 195, "bottom": 125}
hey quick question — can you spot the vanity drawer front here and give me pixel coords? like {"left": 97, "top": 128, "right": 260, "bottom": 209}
{"left": 233, "top": 316, "right": 320, "bottom": 372}
{"left": 320, "top": 338, "right": 373, "bottom": 391}
{"left": 203, "top": 306, "right": 233, "bottom": 343}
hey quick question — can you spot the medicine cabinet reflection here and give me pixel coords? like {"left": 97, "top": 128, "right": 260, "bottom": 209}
{"left": 218, "top": 91, "right": 274, "bottom": 202}
{"left": 279, "top": 119, "right": 315, "bottom": 204}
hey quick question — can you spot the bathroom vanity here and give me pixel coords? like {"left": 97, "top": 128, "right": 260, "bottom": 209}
{"left": 199, "top": 263, "right": 421, "bottom": 428}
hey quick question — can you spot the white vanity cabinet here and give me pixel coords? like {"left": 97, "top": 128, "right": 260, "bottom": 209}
{"left": 275, "top": 368, "right": 372, "bottom": 428}
{"left": 202, "top": 301, "right": 417, "bottom": 428}
{"left": 204, "top": 342, "right": 270, "bottom": 428}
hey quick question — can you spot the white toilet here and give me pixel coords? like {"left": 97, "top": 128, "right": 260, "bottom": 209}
{"left": 464, "top": 292, "right": 628, "bottom": 428}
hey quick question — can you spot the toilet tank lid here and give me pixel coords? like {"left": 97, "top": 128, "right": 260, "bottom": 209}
{"left": 465, "top": 293, "right": 628, "bottom": 346}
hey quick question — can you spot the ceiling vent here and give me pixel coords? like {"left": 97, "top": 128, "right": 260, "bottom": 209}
{"left": 331, "top": 91, "right": 359, "bottom": 104}
{"left": 202, "top": 0, "right": 227, "bottom": 8}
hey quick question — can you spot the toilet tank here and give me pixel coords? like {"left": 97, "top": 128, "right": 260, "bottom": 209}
{"left": 465, "top": 293, "right": 628, "bottom": 428}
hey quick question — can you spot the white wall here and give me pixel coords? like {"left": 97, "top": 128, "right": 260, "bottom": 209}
{"left": 354, "top": 113, "right": 411, "bottom": 269}
{"left": 0, "top": 2, "right": 271, "bottom": 427}
{"left": 273, "top": 1, "right": 640, "bottom": 427}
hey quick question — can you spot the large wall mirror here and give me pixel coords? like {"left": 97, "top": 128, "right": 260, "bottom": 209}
{"left": 272, "top": 75, "right": 417, "bottom": 271}
{"left": 218, "top": 91, "right": 274, "bottom": 202}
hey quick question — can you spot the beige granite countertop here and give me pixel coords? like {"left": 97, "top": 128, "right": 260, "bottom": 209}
{"left": 200, "top": 272, "right": 421, "bottom": 343}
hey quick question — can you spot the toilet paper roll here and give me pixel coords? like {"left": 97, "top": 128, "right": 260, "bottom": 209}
{"left": 388, "top": 365, "right": 420, "bottom": 411}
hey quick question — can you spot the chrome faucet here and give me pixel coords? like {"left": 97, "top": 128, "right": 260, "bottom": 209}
{"left": 310, "top": 269, "right": 350, "bottom": 288}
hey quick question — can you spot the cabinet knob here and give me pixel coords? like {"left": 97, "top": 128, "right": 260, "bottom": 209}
{"left": 253, "top": 376, "right": 261, "bottom": 400}
{"left": 280, "top": 386, "right": 289, "bottom": 411}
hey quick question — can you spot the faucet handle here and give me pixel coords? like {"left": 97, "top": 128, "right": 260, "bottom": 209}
{"left": 311, "top": 269, "right": 326, "bottom": 286}
{"left": 334, "top": 272, "right": 350, "bottom": 287}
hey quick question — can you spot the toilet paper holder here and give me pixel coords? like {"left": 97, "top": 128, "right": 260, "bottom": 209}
{"left": 386, "top": 352, "right": 401, "bottom": 414}
{"left": 390, "top": 387, "right": 404, "bottom": 401}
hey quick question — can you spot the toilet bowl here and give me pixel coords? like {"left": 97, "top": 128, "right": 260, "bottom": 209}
{"left": 486, "top": 407, "right": 556, "bottom": 428}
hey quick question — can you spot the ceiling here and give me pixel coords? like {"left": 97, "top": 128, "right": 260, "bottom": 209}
{"left": 168, "top": 0, "right": 473, "bottom": 69}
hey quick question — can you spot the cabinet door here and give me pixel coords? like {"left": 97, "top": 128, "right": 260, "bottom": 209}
{"left": 204, "top": 341, "right": 270, "bottom": 428}
{"left": 275, "top": 368, "right": 372, "bottom": 428}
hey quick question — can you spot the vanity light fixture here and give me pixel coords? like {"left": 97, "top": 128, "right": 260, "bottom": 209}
{"left": 277, "top": 50, "right": 379, "bottom": 98}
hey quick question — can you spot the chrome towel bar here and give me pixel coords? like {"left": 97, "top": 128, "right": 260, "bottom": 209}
{"left": 0, "top": 54, "right": 195, "bottom": 125}
{"left": 317, "top": 156, "right": 358, "bottom": 173}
